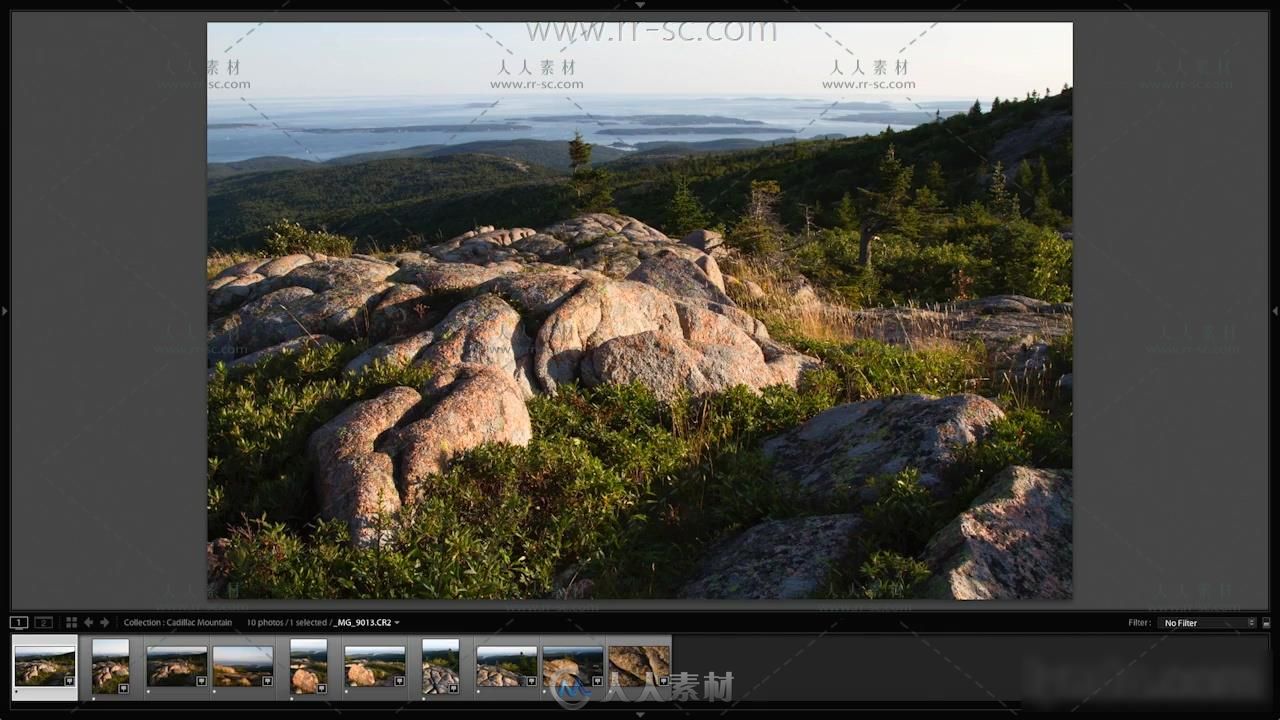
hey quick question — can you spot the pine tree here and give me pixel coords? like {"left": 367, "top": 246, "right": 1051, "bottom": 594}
{"left": 855, "top": 144, "right": 914, "bottom": 267}
{"left": 915, "top": 160, "right": 947, "bottom": 214}
{"left": 1030, "top": 156, "right": 1060, "bottom": 226}
{"left": 1015, "top": 159, "right": 1036, "bottom": 214}
{"left": 664, "top": 175, "right": 709, "bottom": 237}
{"left": 568, "top": 131, "right": 591, "bottom": 172}
{"left": 991, "top": 97, "right": 1002, "bottom": 111}
{"left": 566, "top": 132, "right": 614, "bottom": 214}
{"left": 835, "top": 191, "right": 859, "bottom": 232}
{"left": 969, "top": 99, "right": 983, "bottom": 117}
{"left": 988, "top": 161, "right": 1020, "bottom": 219}
{"left": 924, "top": 160, "right": 946, "bottom": 195}
{"left": 729, "top": 180, "right": 784, "bottom": 254}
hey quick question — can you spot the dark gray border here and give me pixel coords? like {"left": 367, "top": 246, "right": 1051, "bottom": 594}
{"left": 9, "top": 11, "right": 1269, "bottom": 611}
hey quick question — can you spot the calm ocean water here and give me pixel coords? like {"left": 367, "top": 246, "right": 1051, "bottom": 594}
{"left": 206, "top": 95, "right": 970, "bottom": 163}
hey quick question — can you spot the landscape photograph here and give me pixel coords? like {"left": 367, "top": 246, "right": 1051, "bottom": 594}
{"left": 421, "top": 639, "right": 461, "bottom": 694}
{"left": 14, "top": 646, "right": 75, "bottom": 687}
{"left": 542, "top": 646, "right": 604, "bottom": 689}
{"left": 91, "top": 639, "right": 130, "bottom": 694}
{"left": 476, "top": 646, "right": 538, "bottom": 687}
{"left": 289, "top": 639, "right": 328, "bottom": 694}
{"left": 343, "top": 646, "right": 405, "bottom": 688}
{"left": 146, "top": 646, "right": 208, "bottom": 687}
{"left": 205, "top": 21, "right": 1074, "bottom": 602}
{"left": 608, "top": 645, "right": 671, "bottom": 687}
{"left": 213, "top": 645, "right": 274, "bottom": 687}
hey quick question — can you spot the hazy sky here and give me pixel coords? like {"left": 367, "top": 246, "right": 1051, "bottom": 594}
{"left": 16, "top": 646, "right": 73, "bottom": 658}
{"left": 291, "top": 639, "right": 327, "bottom": 654}
{"left": 93, "top": 639, "right": 129, "bottom": 657}
{"left": 206, "top": 22, "right": 1071, "bottom": 100}
{"left": 345, "top": 646, "right": 403, "bottom": 658}
{"left": 147, "top": 646, "right": 206, "bottom": 657}
{"left": 544, "top": 646, "right": 602, "bottom": 656}
{"left": 422, "top": 639, "right": 459, "bottom": 653}
{"left": 477, "top": 646, "right": 536, "bottom": 659}
{"left": 214, "top": 645, "right": 273, "bottom": 665}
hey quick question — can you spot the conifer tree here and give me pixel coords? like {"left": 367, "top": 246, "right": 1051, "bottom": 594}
{"left": 855, "top": 144, "right": 913, "bottom": 267}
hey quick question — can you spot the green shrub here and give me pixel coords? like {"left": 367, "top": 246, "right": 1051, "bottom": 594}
{"left": 861, "top": 469, "right": 940, "bottom": 554}
{"left": 781, "top": 336, "right": 985, "bottom": 403}
{"left": 262, "top": 219, "right": 355, "bottom": 257}
{"left": 857, "top": 551, "right": 932, "bottom": 599}
{"left": 207, "top": 341, "right": 433, "bottom": 536}
{"left": 215, "top": 378, "right": 847, "bottom": 599}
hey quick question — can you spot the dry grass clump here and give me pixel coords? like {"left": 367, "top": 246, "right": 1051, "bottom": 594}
{"left": 721, "top": 255, "right": 959, "bottom": 350}
{"left": 207, "top": 250, "right": 267, "bottom": 280}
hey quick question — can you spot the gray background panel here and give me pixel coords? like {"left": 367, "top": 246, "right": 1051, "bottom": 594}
{"left": 8, "top": 11, "right": 1270, "bottom": 610}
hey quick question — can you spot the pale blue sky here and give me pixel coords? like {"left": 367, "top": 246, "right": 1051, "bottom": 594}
{"left": 422, "top": 639, "right": 459, "bottom": 653}
{"left": 291, "top": 639, "right": 326, "bottom": 654}
{"left": 92, "top": 639, "right": 128, "bottom": 657}
{"left": 213, "top": 645, "right": 273, "bottom": 666}
{"left": 207, "top": 22, "right": 1071, "bottom": 100}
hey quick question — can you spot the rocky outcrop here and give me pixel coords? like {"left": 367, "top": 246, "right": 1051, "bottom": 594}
{"left": 346, "top": 663, "right": 376, "bottom": 687}
{"left": 309, "top": 365, "right": 531, "bottom": 547}
{"left": 93, "top": 661, "right": 129, "bottom": 690}
{"left": 414, "top": 294, "right": 534, "bottom": 397}
{"left": 388, "top": 364, "right": 533, "bottom": 503}
{"left": 211, "top": 334, "right": 337, "bottom": 378}
{"left": 625, "top": 250, "right": 733, "bottom": 306}
{"left": 208, "top": 214, "right": 1074, "bottom": 595}
{"left": 291, "top": 668, "right": 319, "bottom": 694}
{"left": 681, "top": 229, "right": 726, "bottom": 257}
{"left": 842, "top": 295, "right": 1072, "bottom": 380}
{"left": 389, "top": 261, "right": 519, "bottom": 296}
{"left": 476, "top": 665, "right": 522, "bottom": 687}
{"left": 209, "top": 216, "right": 826, "bottom": 549}
{"left": 922, "top": 466, "right": 1073, "bottom": 599}
{"left": 608, "top": 646, "right": 670, "bottom": 687}
{"left": 423, "top": 665, "right": 459, "bottom": 694}
{"left": 680, "top": 514, "right": 861, "bottom": 599}
{"left": 542, "top": 658, "right": 585, "bottom": 687}
{"left": 533, "top": 279, "right": 684, "bottom": 393}
{"left": 763, "top": 394, "right": 1005, "bottom": 502}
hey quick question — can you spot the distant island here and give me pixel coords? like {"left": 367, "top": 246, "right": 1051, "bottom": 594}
{"left": 794, "top": 101, "right": 895, "bottom": 111}
{"left": 518, "top": 114, "right": 766, "bottom": 126}
{"left": 293, "top": 123, "right": 532, "bottom": 134}
{"left": 208, "top": 123, "right": 262, "bottom": 129}
{"left": 829, "top": 111, "right": 964, "bottom": 124}
{"left": 603, "top": 126, "right": 795, "bottom": 136}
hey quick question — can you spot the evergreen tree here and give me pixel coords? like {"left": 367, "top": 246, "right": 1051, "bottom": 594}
{"left": 924, "top": 160, "right": 947, "bottom": 195}
{"left": 855, "top": 144, "right": 914, "bottom": 267}
{"left": 969, "top": 99, "right": 983, "bottom": 117}
{"left": 835, "top": 191, "right": 859, "bottom": 231}
{"left": 729, "top": 179, "right": 784, "bottom": 254}
{"left": 1030, "top": 156, "right": 1061, "bottom": 227}
{"left": 663, "top": 175, "right": 709, "bottom": 236}
{"left": 1015, "top": 159, "right": 1036, "bottom": 214}
{"left": 991, "top": 97, "right": 1002, "bottom": 111}
{"left": 987, "top": 161, "right": 1020, "bottom": 219}
{"left": 566, "top": 132, "right": 614, "bottom": 214}
{"left": 568, "top": 131, "right": 591, "bottom": 172}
